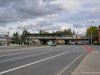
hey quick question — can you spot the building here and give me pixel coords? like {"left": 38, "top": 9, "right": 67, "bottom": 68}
{"left": 0, "top": 34, "right": 8, "bottom": 46}
{"left": 98, "top": 25, "right": 100, "bottom": 43}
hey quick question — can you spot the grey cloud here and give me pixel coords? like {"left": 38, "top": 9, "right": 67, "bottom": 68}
{"left": 0, "top": 23, "right": 7, "bottom": 27}
{"left": 0, "top": 0, "right": 100, "bottom": 35}
{"left": 17, "top": 20, "right": 61, "bottom": 32}
{"left": 55, "top": 0, "right": 100, "bottom": 25}
{"left": 36, "top": 20, "right": 53, "bottom": 27}
{"left": 42, "top": 25, "right": 61, "bottom": 31}
{"left": 8, "top": 27, "right": 13, "bottom": 30}
{"left": 73, "top": 24, "right": 83, "bottom": 28}
{"left": 0, "top": 0, "right": 63, "bottom": 26}
{"left": 0, "top": 0, "right": 85, "bottom": 27}
{"left": 35, "top": 20, "right": 61, "bottom": 31}
{"left": 42, "top": 0, "right": 54, "bottom": 2}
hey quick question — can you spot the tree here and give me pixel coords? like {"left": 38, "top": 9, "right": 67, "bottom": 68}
{"left": 39, "top": 30, "right": 42, "bottom": 34}
{"left": 55, "top": 31, "right": 62, "bottom": 34}
{"left": 73, "top": 30, "right": 75, "bottom": 35}
{"left": 86, "top": 26, "right": 98, "bottom": 42}
{"left": 67, "top": 29, "right": 72, "bottom": 35}
{"left": 21, "top": 30, "right": 30, "bottom": 45}
{"left": 63, "top": 29, "right": 68, "bottom": 34}
{"left": 86, "top": 26, "right": 98, "bottom": 36}
{"left": 42, "top": 31, "right": 49, "bottom": 34}
{"left": 12, "top": 32, "right": 20, "bottom": 44}
{"left": 54, "top": 29, "right": 73, "bottom": 35}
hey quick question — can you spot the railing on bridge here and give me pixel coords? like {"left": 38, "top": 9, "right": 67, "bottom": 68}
{"left": 28, "top": 36, "right": 90, "bottom": 40}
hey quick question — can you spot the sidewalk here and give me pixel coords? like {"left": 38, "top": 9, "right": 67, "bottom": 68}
{"left": 71, "top": 51, "right": 100, "bottom": 75}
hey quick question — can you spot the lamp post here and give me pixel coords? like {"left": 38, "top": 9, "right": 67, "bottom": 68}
{"left": 87, "top": 21, "right": 95, "bottom": 45}
{"left": 61, "top": 32, "right": 64, "bottom": 46}
{"left": 18, "top": 21, "right": 24, "bottom": 45}
{"left": 7, "top": 31, "right": 10, "bottom": 46}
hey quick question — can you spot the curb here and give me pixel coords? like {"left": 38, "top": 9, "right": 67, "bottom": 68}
{"left": 57, "top": 53, "right": 87, "bottom": 75}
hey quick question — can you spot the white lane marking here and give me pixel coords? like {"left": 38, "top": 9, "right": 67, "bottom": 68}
{"left": 0, "top": 49, "right": 50, "bottom": 58}
{"left": 0, "top": 51, "right": 68, "bottom": 75}
{"left": 0, "top": 46, "right": 68, "bottom": 58}
{"left": 0, "top": 50, "right": 62, "bottom": 63}
{"left": 57, "top": 53, "right": 85, "bottom": 75}
{"left": 0, "top": 51, "right": 38, "bottom": 57}
{"left": 0, "top": 46, "right": 49, "bottom": 53}
{"left": 0, "top": 48, "right": 37, "bottom": 52}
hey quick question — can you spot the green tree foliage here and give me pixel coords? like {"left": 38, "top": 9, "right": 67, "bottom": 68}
{"left": 11, "top": 29, "right": 73, "bottom": 45}
{"left": 86, "top": 26, "right": 98, "bottom": 36}
{"left": 63, "top": 29, "right": 68, "bottom": 34}
{"left": 21, "top": 30, "right": 30, "bottom": 45}
{"left": 55, "top": 31, "right": 62, "bottom": 34}
{"left": 86, "top": 26, "right": 98, "bottom": 42}
{"left": 55, "top": 29, "right": 73, "bottom": 35}
{"left": 12, "top": 32, "right": 20, "bottom": 44}
{"left": 39, "top": 30, "right": 42, "bottom": 34}
{"left": 12, "top": 30, "right": 30, "bottom": 45}
{"left": 73, "top": 30, "right": 75, "bottom": 35}
{"left": 38, "top": 29, "right": 73, "bottom": 35}
{"left": 39, "top": 30, "right": 49, "bottom": 34}
{"left": 67, "top": 29, "right": 72, "bottom": 35}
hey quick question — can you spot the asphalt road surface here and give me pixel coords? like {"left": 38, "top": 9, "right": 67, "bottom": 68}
{"left": 0, "top": 45, "right": 88, "bottom": 75}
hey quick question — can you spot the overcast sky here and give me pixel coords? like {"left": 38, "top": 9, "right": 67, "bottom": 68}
{"left": 0, "top": 0, "right": 100, "bottom": 35}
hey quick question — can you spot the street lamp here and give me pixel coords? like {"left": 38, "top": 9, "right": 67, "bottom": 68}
{"left": 6, "top": 31, "right": 9, "bottom": 46}
{"left": 61, "top": 32, "right": 64, "bottom": 45}
{"left": 87, "top": 21, "right": 95, "bottom": 45}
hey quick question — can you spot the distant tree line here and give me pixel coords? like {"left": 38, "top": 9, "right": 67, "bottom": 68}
{"left": 11, "top": 26, "right": 100, "bottom": 45}
{"left": 11, "top": 30, "right": 30, "bottom": 45}
{"left": 11, "top": 29, "right": 75, "bottom": 45}
{"left": 39, "top": 28, "right": 75, "bottom": 35}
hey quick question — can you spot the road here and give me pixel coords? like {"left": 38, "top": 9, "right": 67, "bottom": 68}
{"left": 0, "top": 45, "right": 88, "bottom": 75}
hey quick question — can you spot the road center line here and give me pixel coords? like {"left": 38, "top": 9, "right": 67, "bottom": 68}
{"left": 0, "top": 51, "right": 68, "bottom": 75}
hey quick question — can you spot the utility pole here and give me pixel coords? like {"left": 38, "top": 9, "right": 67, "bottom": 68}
{"left": 7, "top": 31, "right": 10, "bottom": 46}
{"left": 18, "top": 29, "right": 21, "bottom": 45}
{"left": 61, "top": 32, "right": 64, "bottom": 45}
